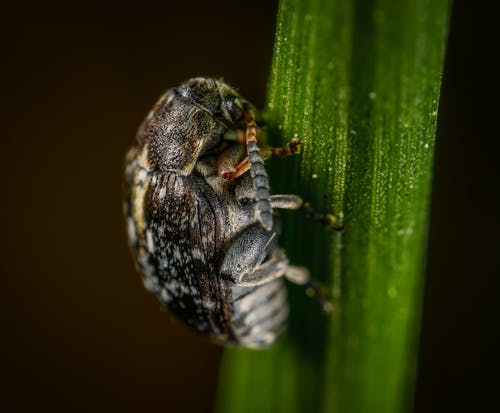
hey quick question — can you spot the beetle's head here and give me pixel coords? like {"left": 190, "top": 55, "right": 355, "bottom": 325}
{"left": 145, "top": 78, "right": 257, "bottom": 175}
{"left": 177, "top": 78, "right": 252, "bottom": 127}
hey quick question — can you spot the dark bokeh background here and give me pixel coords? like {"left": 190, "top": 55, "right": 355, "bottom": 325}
{"left": 1, "top": 1, "right": 498, "bottom": 412}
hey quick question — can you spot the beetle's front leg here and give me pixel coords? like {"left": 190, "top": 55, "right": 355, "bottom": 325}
{"left": 261, "top": 138, "right": 302, "bottom": 159}
{"left": 216, "top": 143, "right": 250, "bottom": 180}
{"left": 234, "top": 130, "right": 301, "bottom": 159}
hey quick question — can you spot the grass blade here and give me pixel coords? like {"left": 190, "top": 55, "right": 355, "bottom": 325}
{"left": 216, "top": 1, "right": 450, "bottom": 412}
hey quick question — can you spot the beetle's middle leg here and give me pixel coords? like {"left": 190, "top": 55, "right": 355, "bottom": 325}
{"left": 270, "top": 194, "right": 344, "bottom": 231}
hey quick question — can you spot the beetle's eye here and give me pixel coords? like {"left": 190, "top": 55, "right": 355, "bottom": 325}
{"left": 238, "top": 197, "right": 251, "bottom": 207}
{"left": 225, "top": 97, "right": 244, "bottom": 123}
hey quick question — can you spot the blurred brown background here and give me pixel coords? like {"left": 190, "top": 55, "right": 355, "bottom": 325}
{"left": 1, "top": 1, "right": 498, "bottom": 412}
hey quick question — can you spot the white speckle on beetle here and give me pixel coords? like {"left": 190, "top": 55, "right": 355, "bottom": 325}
{"left": 146, "top": 230, "right": 155, "bottom": 253}
{"left": 136, "top": 147, "right": 150, "bottom": 169}
{"left": 158, "top": 185, "right": 166, "bottom": 199}
{"left": 137, "top": 169, "right": 148, "bottom": 183}
{"left": 142, "top": 275, "right": 159, "bottom": 293}
{"left": 160, "top": 288, "right": 173, "bottom": 303}
{"left": 127, "top": 217, "right": 137, "bottom": 243}
{"left": 172, "top": 246, "right": 182, "bottom": 261}
{"left": 164, "top": 279, "right": 192, "bottom": 296}
{"left": 192, "top": 248, "right": 204, "bottom": 260}
{"left": 202, "top": 298, "right": 216, "bottom": 310}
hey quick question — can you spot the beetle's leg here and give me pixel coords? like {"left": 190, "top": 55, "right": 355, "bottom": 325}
{"left": 238, "top": 249, "right": 290, "bottom": 286}
{"left": 217, "top": 150, "right": 252, "bottom": 181}
{"left": 223, "top": 138, "right": 300, "bottom": 179}
{"left": 221, "top": 223, "right": 334, "bottom": 311}
{"left": 242, "top": 260, "right": 334, "bottom": 312}
{"left": 227, "top": 158, "right": 251, "bottom": 180}
{"left": 270, "top": 194, "right": 303, "bottom": 210}
{"left": 245, "top": 109, "right": 273, "bottom": 231}
{"left": 270, "top": 194, "right": 344, "bottom": 231}
{"left": 220, "top": 224, "right": 285, "bottom": 285}
{"left": 217, "top": 143, "right": 247, "bottom": 180}
{"left": 236, "top": 130, "right": 300, "bottom": 159}
{"left": 270, "top": 137, "right": 302, "bottom": 158}
{"left": 217, "top": 140, "right": 298, "bottom": 181}
{"left": 285, "top": 266, "right": 334, "bottom": 312}
{"left": 217, "top": 129, "right": 265, "bottom": 180}
{"left": 236, "top": 126, "right": 264, "bottom": 144}
{"left": 272, "top": 195, "right": 343, "bottom": 231}
{"left": 270, "top": 194, "right": 343, "bottom": 230}
{"left": 301, "top": 202, "right": 344, "bottom": 231}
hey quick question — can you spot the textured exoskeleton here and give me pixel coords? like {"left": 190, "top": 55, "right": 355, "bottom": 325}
{"left": 124, "top": 78, "right": 328, "bottom": 348}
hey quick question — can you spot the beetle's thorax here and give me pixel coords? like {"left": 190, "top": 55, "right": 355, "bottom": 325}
{"left": 144, "top": 99, "right": 227, "bottom": 175}
{"left": 139, "top": 78, "right": 249, "bottom": 176}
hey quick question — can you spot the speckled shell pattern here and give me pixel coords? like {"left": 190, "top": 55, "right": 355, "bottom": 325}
{"left": 124, "top": 81, "right": 288, "bottom": 348}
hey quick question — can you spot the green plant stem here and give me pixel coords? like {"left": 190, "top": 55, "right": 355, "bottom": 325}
{"left": 216, "top": 1, "right": 450, "bottom": 412}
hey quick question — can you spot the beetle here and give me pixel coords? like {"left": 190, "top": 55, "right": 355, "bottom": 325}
{"left": 124, "top": 78, "right": 339, "bottom": 348}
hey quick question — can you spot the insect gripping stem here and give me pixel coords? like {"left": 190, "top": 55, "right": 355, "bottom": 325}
{"left": 245, "top": 109, "right": 273, "bottom": 231}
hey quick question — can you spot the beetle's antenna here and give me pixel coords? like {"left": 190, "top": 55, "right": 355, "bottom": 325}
{"left": 244, "top": 108, "right": 273, "bottom": 231}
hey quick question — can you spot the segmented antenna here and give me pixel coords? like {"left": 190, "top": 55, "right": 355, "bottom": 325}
{"left": 244, "top": 109, "right": 273, "bottom": 231}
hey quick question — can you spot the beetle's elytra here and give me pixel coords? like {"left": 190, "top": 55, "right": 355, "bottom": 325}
{"left": 124, "top": 78, "right": 337, "bottom": 348}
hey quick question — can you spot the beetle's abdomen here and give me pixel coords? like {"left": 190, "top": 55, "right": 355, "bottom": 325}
{"left": 228, "top": 279, "right": 288, "bottom": 348}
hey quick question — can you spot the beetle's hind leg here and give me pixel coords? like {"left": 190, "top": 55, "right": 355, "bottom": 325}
{"left": 285, "top": 266, "right": 334, "bottom": 313}
{"left": 220, "top": 224, "right": 286, "bottom": 286}
{"left": 220, "top": 222, "right": 333, "bottom": 312}
{"left": 300, "top": 202, "right": 344, "bottom": 231}
{"left": 270, "top": 194, "right": 344, "bottom": 231}
{"left": 237, "top": 249, "right": 289, "bottom": 286}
